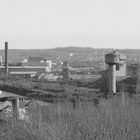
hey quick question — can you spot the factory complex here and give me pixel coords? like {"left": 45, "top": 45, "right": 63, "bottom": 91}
{"left": 0, "top": 42, "right": 56, "bottom": 79}
{"left": 0, "top": 42, "right": 129, "bottom": 94}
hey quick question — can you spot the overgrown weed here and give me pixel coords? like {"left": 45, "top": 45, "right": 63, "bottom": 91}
{"left": 1, "top": 95, "right": 140, "bottom": 140}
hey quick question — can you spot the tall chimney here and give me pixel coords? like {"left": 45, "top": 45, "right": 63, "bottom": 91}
{"left": 5, "top": 42, "right": 8, "bottom": 75}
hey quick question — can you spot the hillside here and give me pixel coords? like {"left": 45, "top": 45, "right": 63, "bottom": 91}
{"left": 0, "top": 47, "right": 140, "bottom": 68}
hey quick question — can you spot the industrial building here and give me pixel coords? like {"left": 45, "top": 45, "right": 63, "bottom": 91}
{"left": 0, "top": 57, "right": 52, "bottom": 76}
{"left": 105, "top": 50, "right": 127, "bottom": 94}
{"left": 0, "top": 42, "right": 52, "bottom": 77}
{"left": 22, "top": 56, "right": 52, "bottom": 72}
{"left": 22, "top": 56, "right": 51, "bottom": 67}
{"left": 62, "top": 61, "right": 69, "bottom": 80}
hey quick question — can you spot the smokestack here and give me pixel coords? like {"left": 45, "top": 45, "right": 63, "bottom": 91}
{"left": 5, "top": 42, "right": 8, "bottom": 75}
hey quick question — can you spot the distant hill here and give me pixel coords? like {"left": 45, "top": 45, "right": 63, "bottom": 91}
{"left": 53, "top": 46, "right": 97, "bottom": 53}
{"left": 0, "top": 47, "right": 106, "bottom": 61}
{"left": 0, "top": 46, "right": 140, "bottom": 68}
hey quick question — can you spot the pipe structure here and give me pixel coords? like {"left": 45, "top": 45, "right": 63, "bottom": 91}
{"left": 5, "top": 42, "right": 8, "bottom": 75}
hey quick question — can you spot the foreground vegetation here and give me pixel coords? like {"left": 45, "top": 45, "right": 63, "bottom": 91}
{"left": 0, "top": 95, "right": 140, "bottom": 140}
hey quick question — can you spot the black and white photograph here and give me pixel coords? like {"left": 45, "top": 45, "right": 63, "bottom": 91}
{"left": 0, "top": 0, "right": 140, "bottom": 139}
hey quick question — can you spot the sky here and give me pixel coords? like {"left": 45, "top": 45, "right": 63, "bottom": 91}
{"left": 0, "top": 0, "right": 140, "bottom": 49}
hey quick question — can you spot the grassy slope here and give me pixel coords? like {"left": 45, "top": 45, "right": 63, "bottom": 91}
{"left": 1, "top": 96, "right": 140, "bottom": 140}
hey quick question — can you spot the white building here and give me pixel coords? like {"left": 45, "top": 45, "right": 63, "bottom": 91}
{"left": 22, "top": 56, "right": 52, "bottom": 72}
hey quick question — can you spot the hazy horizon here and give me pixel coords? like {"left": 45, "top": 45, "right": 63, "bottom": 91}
{"left": 0, "top": 46, "right": 139, "bottom": 50}
{"left": 1, "top": 0, "right": 140, "bottom": 49}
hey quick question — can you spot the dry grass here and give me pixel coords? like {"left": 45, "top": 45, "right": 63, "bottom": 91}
{"left": 1, "top": 95, "right": 140, "bottom": 140}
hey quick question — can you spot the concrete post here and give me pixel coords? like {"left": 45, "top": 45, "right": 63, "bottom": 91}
{"left": 12, "top": 98, "right": 19, "bottom": 120}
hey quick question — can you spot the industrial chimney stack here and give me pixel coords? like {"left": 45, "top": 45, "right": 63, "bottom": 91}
{"left": 5, "top": 42, "right": 8, "bottom": 75}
